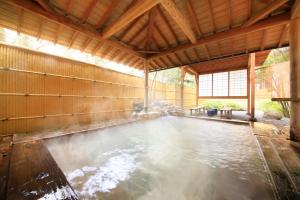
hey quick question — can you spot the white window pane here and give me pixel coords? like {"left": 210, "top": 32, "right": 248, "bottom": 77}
{"left": 199, "top": 74, "right": 212, "bottom": 96}
{"left": 229, "top": 69, "right": 247, "bottom": 96}
{"left": 213, "top": 72, "right": 228, "bottom": 96}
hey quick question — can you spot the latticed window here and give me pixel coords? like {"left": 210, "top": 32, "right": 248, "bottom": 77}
{"left": 198, "top": 69, "right": 247, "bottom": 97}
{"left": 229, "top": 70, "right": 247, "bottom": 96}
{"left": 199, "top": 74, "right": 212, "bottom": 96}
{"left": 213, "top": 72, "right": 228, "bottom": 96}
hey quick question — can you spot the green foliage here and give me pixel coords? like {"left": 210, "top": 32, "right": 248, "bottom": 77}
{"left": 258, "top": 100, "right": 283, "bottom": 113}
{"left": 202, "top": 100, "right": 244, "bottom": 110}
{"left": 263, "top": 48, "right": 289, "bottom": 66}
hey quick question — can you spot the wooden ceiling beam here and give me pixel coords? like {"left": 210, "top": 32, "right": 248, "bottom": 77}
{"left": 157, "top": 6, "right": 179, "bottom": 45}
{"left": 203, "top": 45, "right": 210, "bottom": 60}
{"left": 291, "top": 0, "right": 300, "bottom": 19}
{"left": 36, "top": 18, "right": 45, "bottom": 40}
{"left": 17, "top": 8, "right": 24, "bottom": 35}
{"left": 186, "top": 0, "right": 202, "bottom": 37}
{"left": 242, "top": 0, "right": 288, "bottom": 27}
{"left": 81, "top": 37, "right": 92, "bottom": 52}
{"left": 54, "top": 24, "right": 62, "bottom": 45}
{"left": 145, "top": 8, "right": 158, "bottom": 49}
{"left": 227, "top": 0, "right": 232, "bottom": 29}
{"left": 260, "top": 30, "right": 266, "bottom": 51}
{"left": 206, "top": 0, "right": 216, "bottom": 32}
{"left": 35, "top": 0, "right": 53, "bottom": 12}
{"left": 96, "top": 0, "right": 119, "bottom": 29}
{"left": 149, "top": 13, "right": 290, "bottom": 61}
{"left": 68, "top": 31, "right": 79, "bottom": 49}
{"left": 278, "top": 24, "right": 289, "bottom": 47}
{"left": 7, "top": 0, "right": 145, "bottom": 59}
{"left": 101, "top": 0, "right": 160, "bottom": 39}
{"left": 65, "top": 0, "right": 73, "bottom": 15}
{"left": 160, "top": 0, "right": 197, "bottom": 43}
{"left": 81, "top": 0, "right": 98, "bottom": 23}
{"left": 154, "top": 23, "right": 172, "bottom": 47}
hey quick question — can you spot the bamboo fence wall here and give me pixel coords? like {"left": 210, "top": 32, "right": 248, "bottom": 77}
{"left": 0, "top": 44, "right": 196, "bottom": 135}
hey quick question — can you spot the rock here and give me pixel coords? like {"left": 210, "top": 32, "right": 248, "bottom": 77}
{"left": 263, "top": 111, "right": 283, "bottom": 120}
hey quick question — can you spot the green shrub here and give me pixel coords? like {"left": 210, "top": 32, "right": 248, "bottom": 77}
{"left": 202, "top": 101, "right": 244, "bottom": 110}
{"left": 258, "top": 100, "right": 283, "bottom": 113}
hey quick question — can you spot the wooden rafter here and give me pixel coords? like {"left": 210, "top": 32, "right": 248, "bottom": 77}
{"left": 278, "top": 24, "right": 289, "bottom": 47}
{"left": 118, "top": 17, "right": 141, "bottom": 41}
{"left": 101, "top": 46, "right": 114, "bottom": 58}
{"left": 149, "top": 13, "right": 289, "bottom": 61}
{"left": 81, "top": 0, "right": 98, "bottom": 23}
{"left": 157, "top": 6, "right": 179, "bottom": 44}
{"left": 203, "top": 45, "right": 210, "bottom": 60}
{"left": 127, "top": 23, "right": 148, "bottom": 45}
{"left": 186, "top": 0, "right": 202, "bottom": 37}
{"left": 206, "top": 0, "right": 216, "bottom": 32}
{"left": 183, "top": 50, "right": 192, "bottom": 63}
{"left": 65, "top": 0, "right": 73, "bottom": 15}
{"left": 92, "top": 42, "right": 103, "bottom": 55}
{"left": 193, "top": 48, "right": 201, "bottom": 61}
{"left": 17, "top": 8, "right": 24, "bottom": 35}
{"left": 160, "top": 0, "right": 197, "bottom": 43}
{"left": 102, "top": 0, "right": 160, "bottom": 39}
{"left": 260, "top": 30, "right": 266, "bottom": 51}
{"left": 36, "top": 18, "right": 45, "bottom": 40}
{"left": 227, "top": 0, "right": 232, "bottom": 29}
{"left": 81, "top": 37, "right": 92, "bottom": 52}
{"left": 145, "top": 8, "right": 158, "bottom": 49}
{"left": 248, "top": 0, "right": 252, "bottom": 19}
{"left": 174, "top": 52, "right": 184, "bottom": 65}
{"left": 7, "top": 0, "right": 144, "bottom": 58}
{"left": 243, "top": 0, "right": 288, "bottom": 27}
{"left": 154, "top": 23, "right": 172, "bottom": 47}
{"left": 245, "top": 33, "right": 249, "bottom": 53}
{"left": 291, "top": 0, "right": 300, "bottom": 19}
{"left": 35, "top": 0, "right": 53, "bottom": 13}
{"left": 54, "top": 24, "right": 62, "bottom": 45}
{"left": 96, "top": 0, "right": 119, "bottom": 29}
{"left": 119, "top": 53, "right": 130, "bottom": 63}
{"left": 68, "top": 31, "right": 79, "bottom": 49}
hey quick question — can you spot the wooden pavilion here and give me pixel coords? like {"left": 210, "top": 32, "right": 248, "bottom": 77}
{"left": 0, "top": 0, "right": 299, "bottom": 141}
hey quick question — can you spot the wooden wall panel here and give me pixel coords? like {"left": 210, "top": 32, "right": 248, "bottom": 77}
{"left": 0, "top": 43, "right": 196, "bottom": 135}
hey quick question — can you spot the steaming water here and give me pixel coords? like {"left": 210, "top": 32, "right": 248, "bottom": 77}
{"left": 45, "top": 116, "right": 275, "bottom": 200}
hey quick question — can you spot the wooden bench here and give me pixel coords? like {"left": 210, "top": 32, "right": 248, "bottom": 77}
{"left": 220, "top": 107, "right": 233, "bottom": 119}
{"left": 190, "top": 106, "right": 205, "bottom": 116}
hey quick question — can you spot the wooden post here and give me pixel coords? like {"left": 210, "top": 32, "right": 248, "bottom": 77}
{"left": 195, "top": 73, "right": 199, "bottom": 107}
{"left": 144, "top": 60, "right": 149, "bottom": 112}
{"left": 180, "top": 67, "right": 186, "bottom": 109}
{"left": 250, "top": 53, "right": 256, "bottom": 121}
{"left": 289, "top": 13, "right": 300, "bottom": 141}
{"left": 247, "top": 61, "right": 251, "bottom": 114}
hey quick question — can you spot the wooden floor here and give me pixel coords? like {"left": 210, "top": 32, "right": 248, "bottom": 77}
{"left": 251, "top": 122, "right": 300, "bottom": 200}
{"left": 1, "top": 139, "right": 77, "bottom": 200}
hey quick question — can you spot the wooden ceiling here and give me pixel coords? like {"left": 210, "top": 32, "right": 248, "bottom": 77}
{"left": 189, "top": 50, "right": 270, "bottom": 74}
{"left": 0, "top": 0, "right": 298, "bottom": 72}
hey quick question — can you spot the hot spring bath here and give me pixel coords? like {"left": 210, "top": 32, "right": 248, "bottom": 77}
{"left": 45, "top": 116, "right": 275, "bottom": 199}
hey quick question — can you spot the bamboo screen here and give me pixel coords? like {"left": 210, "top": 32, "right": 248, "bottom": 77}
{"left": 0, "top": 44, "right": 196, "bottom": 135}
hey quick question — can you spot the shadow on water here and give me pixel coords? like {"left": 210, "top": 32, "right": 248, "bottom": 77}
{"left": 45, "top": 116, "right": 276, "bottom": 200}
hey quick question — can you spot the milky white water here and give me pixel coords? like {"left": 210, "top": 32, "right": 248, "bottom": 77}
{"left": 45, "top": 116, "right": 275, "bottom": 200}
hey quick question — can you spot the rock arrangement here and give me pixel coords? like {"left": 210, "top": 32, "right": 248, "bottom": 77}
{"left": 132, "top": 101, "right": 185, "bottom": 118}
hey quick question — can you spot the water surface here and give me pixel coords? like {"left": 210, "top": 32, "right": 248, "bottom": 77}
{"left": 46, "top": 116, "right": 275, "bottom": 200}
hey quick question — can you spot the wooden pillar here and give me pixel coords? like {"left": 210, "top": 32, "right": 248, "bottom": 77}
{"left": 290, "top": 13, "right": 300, "bottom": 141}
{"left": 180, "top": 67, "right": 186, "bottom": 109}
{"left": 250, "top": 53, "right": 256, "bottom": 121}
{"left": 247, "top": 62, "right": 251, "bottom": 114}
{"left": 144, "top": 60, "right": 149, "bottom": 112}
{"left": 195, "top": 73, "right": 199, "bottom": 107}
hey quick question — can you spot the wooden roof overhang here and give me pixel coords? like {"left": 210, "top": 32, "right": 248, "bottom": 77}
{"left": 188, "top": 50, "right": 270, "bottom": 75}
{"left": 0, "top": 0, "right": 299, "bottom": 72}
